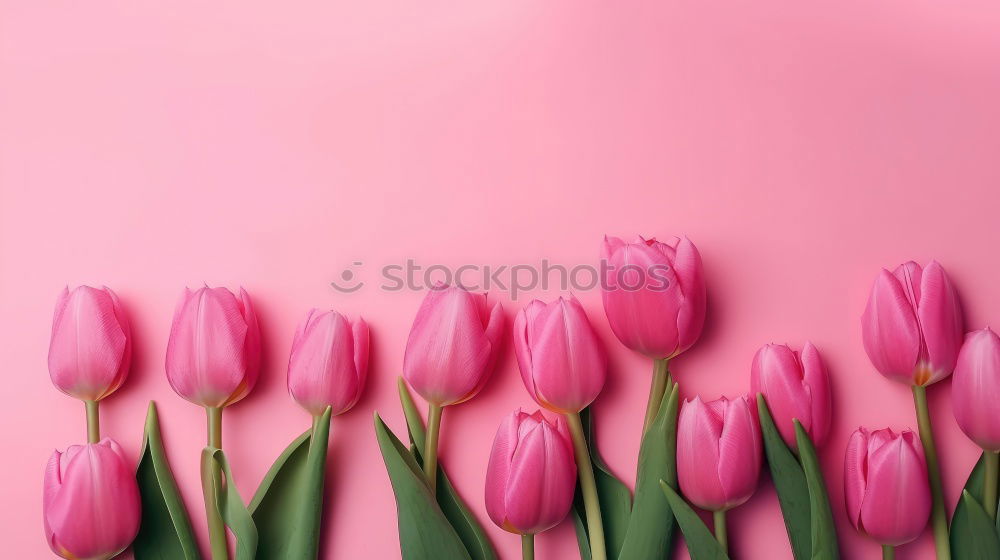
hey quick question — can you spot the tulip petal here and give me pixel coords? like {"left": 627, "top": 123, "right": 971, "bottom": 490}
{"left": 672, "top": 237, "right": 707, "bottom": 353}
{"left": 916, "top": 261, "right": 963, "bottom": 385}
{"left": 859, "top": 434, "right": 931, "bottom": 545}
{"left": 843, "top": 428, "right": 869, "bottom": 530}
{"left": 953, "top": 329, "right": 1000, "bottom": 451}
{"left": 677, "top": 397, "right": 726, "bottom": 510}
{"left": 528, "top": 298, "right": 606, "bottom": 413}
{"left": 801, "top": 342, "right": 832, "bottom": 446}
{"left": 861, "top": 270, "right": 921, "bottom": 383}
{"left": 717, "top": 397, "right": 761, "bottom": 509}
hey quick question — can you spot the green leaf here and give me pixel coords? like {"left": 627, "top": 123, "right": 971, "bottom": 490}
{"left": 618, "top": 380, "right": 680, "bottom": 559}
{"left": 207, "top": 448, "right": 258, "bottom": 560}
{"left": 570, "top": 406, "right": 632, "bottom": 560}
{"left": 951, "top": 490, "right": 1000, "bottom": 559}
{"left": 659, "top": 481, "right": 729, "bottom": 560}
{"left": 757, "top": 394, "right": 811, "bottom": 559}
{"left": 793, "top": 420, "right": 839, "bottom": 560}
{"left": 398, "top": 379, "right": 497, "bottom": 560}
{"left": 133, "top": 402, "right": 201, "bottom": 560}
{"left": 249, "top": 407, "right": 333, "bottom": 559}
{"left": 374, "top": 413, "right": 471, "bottom": 560}
{"left": 951, "top": 454, "right": 1000, "bottom": 558}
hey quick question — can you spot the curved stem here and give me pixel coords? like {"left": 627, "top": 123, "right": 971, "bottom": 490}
{"left": 424, "top": 403, "right": 443, "bottom": 494}
{"left": 985, "top": 451, "right": 999, "bottom": 521}
{"left": 713, "top": 510, "right": 728, "bottom": 553}
{"left": 882, "top": 544, "right": 895, "bottom": 560}
{"left": 85, "top": 400, "right": 100, "bottom": 444}
{"left": 912, "top": 385, "right": 950, "bottom": 560}
{"left": 642, "top": 358, "right": 670, "bottom": 433}
{"left": 567, "top": 412, "right": 607, "bottom": 560}
{"left": 203, "top": 406, "right": 228, "bottom": 560}
{"left": 521, "top": 534, "right": 534, "bottom": 560}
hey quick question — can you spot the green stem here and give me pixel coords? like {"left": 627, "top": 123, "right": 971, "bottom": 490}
{"left": 642, "top": 358, "right": 670, "bottom": 433}
{"left": 567, "top": 412, "right": 607, "bottom": 560}
{"left": 424, "top": 403, "right": 443, "bottom": 494}
{"left": 713, "top": 510, "right": 728, "bottom": 553}
{"left": 521, "top": 533, "right": 534, "bottom": 560}
{"left": 312, "top": 414, "right": 321, "bottom": 437}
{"left": 85, "top": 400, "right": 100, "bottom": 444}
{"left": 912, "top": 385, "right": 950, "bottom": 560}
{"left": 203, "top": 406, "right": 228, "bottom": 560}
{"left": 882, "top": 544, "right": 895, "bottom": 560}
{"left": 985, "top": 451, "right": 999, "bottom": 521}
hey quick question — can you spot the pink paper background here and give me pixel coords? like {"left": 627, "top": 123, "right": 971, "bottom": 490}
{"left": 3, "top": 2, "right": 1000, "bottom": 559}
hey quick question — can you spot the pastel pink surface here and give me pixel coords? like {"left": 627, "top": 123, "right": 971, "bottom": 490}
{"left": 2, "top": 2, "right": 1000, "bottom": 559}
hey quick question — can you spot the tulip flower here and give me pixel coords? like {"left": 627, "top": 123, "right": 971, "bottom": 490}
{"left": 165, "top": 285, "right": 260, "bottom": 560}
{"left": 513, "top": 296, "right": 609, "bottom": 559}
{"left": 402, "top": 285, "right": 503, "bottom": 493}
{"left": 48, "top": 286, "right": 131, "bottom": 443}
{"left": 601, "top": 235, "right": 706, "bottom": 436}
{"left": 952, "top": 328, "right": 1000, "bottom": 518}
{"left": 485, "top": 409, "right": 577, "bottom": 559}
{"left": 513, "top": 296, "right": 607, "bottom": 414}
{"left": 861, "top": 260, "right": 962, "bottom": 559}
{"left": 844, "top": 427, "right": 931, "bottom": 556}
{"left": 861, "top": 261, "right": 962, "bottom": 387}
{"left": 287, "top": 309, "right": 369, "bottom": 417}
{"left": 750, "top": 342, "right": 831, "bottom": 449}
{"left": 43, "top": 439, "right": 141, "bottom": 560}
{"left": 676, "top": 395, "right": 761, "bottom": 552}
{"left": 166, "top": 286, "right": 261, "bottom": 409}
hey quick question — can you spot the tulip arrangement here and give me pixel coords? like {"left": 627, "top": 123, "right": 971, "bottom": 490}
{"left": 41, "top": 244, "right": 1000, "bottom": 560}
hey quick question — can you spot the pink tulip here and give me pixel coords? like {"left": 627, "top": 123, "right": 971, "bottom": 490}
{"left": 165, "top": 286, "right": 261, "bottom": 408}
{"left": 952, "top": 328, "right": 1000, "bottom": 452}
{"left": 601, "top": 235, "right": 706, "bottom": 359}
{"left": 861, "top": 261, "right": 963, "bottom": 386}
{"left": 485, "top": 409, "right": 577, "bottom": 535}
{"left": 751, "top": 342, "right": 832, "bottom": 449}
{"left": 844, "top": 427, "right": 931, "bottom": 546}
{"left": 48, "top": 286, "right": 131, "bottom": 402}
{"left": 514, "top": 296, "right": 607, "bottom": 414}
{"left": 403, "top": 285, "right": 504, "bottom": 406}
{"left": 43, "top": 438, "right": 141, "bottom": 560}
{"left": 676, "top": 395, "right": 761, "bottom": 511}
{"left": 287, "top": 309, "right": 370, "bottom": 417}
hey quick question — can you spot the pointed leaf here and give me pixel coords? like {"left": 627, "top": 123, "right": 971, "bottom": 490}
{"left": 250, "top": 407, "right": 332, "bottom": 559}
{"left": 951, "top": 454, "right": 1000, "bottom": 558}
{"left": 398, "top": 380, "right": 497, "bottom": 560}
{"left": 374, "top": 413, "right": 471, "bottom": 560}
{"left": 133, "top": 402, "right": 201, "bottom": 560}
{"left": 207, "top": 448, "right": 258, "bottom": 560}
{"left": 757, "top": 394, "right": 811, "bottom": 559}
{"left": 659, "top": 481, "right": 729, "bottom": 560}
{"left": 793, "top": 420, "right": 839, "bottom": 560}
{"left": 571, "top": 406, "right": 632, "bottom": 559}
{"left": 619, "top": 380, "right": 680, "bottom": 558}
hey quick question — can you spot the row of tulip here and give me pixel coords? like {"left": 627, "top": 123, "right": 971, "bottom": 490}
{"left": 41, "top": 235, "right": 1000, "bottom": 560}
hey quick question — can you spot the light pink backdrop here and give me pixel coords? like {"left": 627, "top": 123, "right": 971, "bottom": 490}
{"left": 3, "top": 2, "right": 1000, "bottom": 559}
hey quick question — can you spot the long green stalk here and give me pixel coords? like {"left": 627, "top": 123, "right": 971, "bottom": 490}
{"left": 567, "top": 412, "right": 607, "bottom": 560}
{"left": 642, "top": 358, "right": 670, "bottom": 433}
{"left": 85, "top": 400, "right": 100, "bottom": 444}
{"left": 203, "top": 406, "right": 228, "bottom": 560}
{"left": 521, "top": 534, "right": 534, "bottom": 560}
{"left": 424, "top": 403, "right": 443, "bottom": 494}
{"left": 911, "top": 385, "right": 950, "bottom": 559}
{"left": 713, "top": 510, "right": 728, "bottom": 553}
{"left": 985, "top": 451, "right": 999, "bottom": 521}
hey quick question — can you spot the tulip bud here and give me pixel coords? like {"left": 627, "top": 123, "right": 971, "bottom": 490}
{"left": 485, "top": 409, "right": 577, "bottom": 535}
{"left": 403, "top": 285, "right": 504, "bottom": 406}
{"left": 513, "top": 297, "right": 607, "bottom": 414}
{"left": 952, "top": 328, "right": 1000, "bottom": 452}
{"left": 287, "top": 309, "right": 369, "bottom": 417}
{"left": 48, "top": 286, "right": 131, "bottom": 402}
{"left": 165, "top": 286, "right": 261, "bottom": 408}
{"left": 861, "top": 261, "right": 963, "bottom": 386}
{"left": 601, "top": 235, "right": 706, "bottom": 359}
{"left": 844, "top": 427, "right": 931, "bottom": 546}
{"left": 43, "top": 438, "right": 141, "bottom": 560}
{"left": 751, "top": 342, "right": 832, "bottom": 449}
{"left": 676, "top": 395, "right": 761, "bottom": 511}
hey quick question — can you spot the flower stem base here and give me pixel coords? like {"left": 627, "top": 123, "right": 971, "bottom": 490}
{"left": 567, "top": 412, "right": 607, "bottom": 560}
{"left": 912, "top": 385, "right": 950, "bottom": 560}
